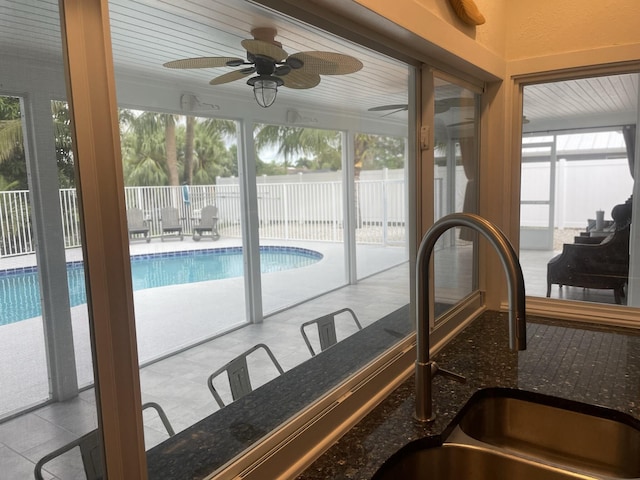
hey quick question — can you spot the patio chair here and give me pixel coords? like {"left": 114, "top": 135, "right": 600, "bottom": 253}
{"left": 192, "top": 205, "right": 220, "bottom": 241}
{"left": 546, "top": 201, "right": 632, "bottom": 304}
{"left": 300, "top": 307, "right": 363, "bottom": 356}
{"left": 34, "top": 402, "right": 174, "bottom": 480}
{"left": 207, "top": 343, "right": 285, "bottom": 408}
{"left": 160, "top": 207, "right": 184, "bottom": 241}
{"left": 126, "top": 207, "right": 150, "bottom": 243}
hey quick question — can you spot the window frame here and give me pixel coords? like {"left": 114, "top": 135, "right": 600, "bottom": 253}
{"left": 512, "top": 65, "right": 640, "bottom": 326}
{"left": 57, "top": 1, "right": 489, "bottom": 477}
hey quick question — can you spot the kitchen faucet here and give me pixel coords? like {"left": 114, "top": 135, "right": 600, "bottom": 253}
{"left": 415, "top": 213, "right": 527, "bottom": 422}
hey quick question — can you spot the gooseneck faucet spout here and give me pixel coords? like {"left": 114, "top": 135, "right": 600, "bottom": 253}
{"left": 415, "top": 213, "right": 526, "bottom": 422}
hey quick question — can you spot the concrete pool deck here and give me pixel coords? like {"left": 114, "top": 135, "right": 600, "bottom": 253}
{"left": 0, "top": 237, "right": 408, "bottom": 418}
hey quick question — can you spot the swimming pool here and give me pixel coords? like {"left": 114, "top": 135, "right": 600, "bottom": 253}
{"left": 0, "top": 246, "right": 322, "bottom": 326}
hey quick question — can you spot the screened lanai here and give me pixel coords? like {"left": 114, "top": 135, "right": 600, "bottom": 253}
{"left": 1, "top": 0, "right": 417, "bottom": 421}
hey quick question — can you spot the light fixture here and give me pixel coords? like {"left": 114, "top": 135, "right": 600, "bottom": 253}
{"left": 247, "top": 75, "right": 284, "bottom": 108}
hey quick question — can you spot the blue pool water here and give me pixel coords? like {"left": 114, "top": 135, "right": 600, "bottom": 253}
{"left": 0, "top": 246, "right": 322, "bottom": 326}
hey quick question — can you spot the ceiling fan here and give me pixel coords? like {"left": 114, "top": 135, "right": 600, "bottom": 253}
{"left": 368, "top": 97, "right": 476, "bottom": 116}
{"left": 163, "top": 28, "right": 363, "bottom": 108}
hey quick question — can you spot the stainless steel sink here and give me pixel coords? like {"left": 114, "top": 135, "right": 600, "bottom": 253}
{"left": 456, "top": 389, "right": 640, "bottom": 478}
{"left": 372, "top": 443, "right": 596, "bottom": 480}
{"left": 373, "top": 388, "right": 640, "bottom": 480}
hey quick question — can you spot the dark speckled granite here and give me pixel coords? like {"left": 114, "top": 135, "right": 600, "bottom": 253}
{"left": 146, "top": 307, "right": 640, "bottom": 480}
{"left": 146, "top": 305, "right": 414, "bottom": 479}
{"left": 296, "top": 312, "right": 640, "bottom": 479}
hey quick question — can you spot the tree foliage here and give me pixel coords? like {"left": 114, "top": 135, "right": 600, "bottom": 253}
{"left": 254, "top": 124, "right": 405, "bottom": 175}
{"left": 52, "top": 101, "right": 75, "bottom": 188}
{"left": 0, "top": 98, "right": 77, "bottom": 190}
{"left": 1, "top": 97, "right": 406, "bottom": 192}
{"left": 119, "top": 110, "right": 239, "bottom": 186}
{"left": 254, "top": 124, "right": 343, "bottom": 172}
{"left": 0, "top": 96, "right": 27, "bottom": 189}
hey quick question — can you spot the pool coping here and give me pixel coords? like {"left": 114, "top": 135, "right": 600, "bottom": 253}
{"left": 0, "top": 245, "right": 324, "bottom": 276}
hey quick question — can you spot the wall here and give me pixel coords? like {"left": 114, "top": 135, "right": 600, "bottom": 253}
{"left": 355, "top": 0, "right": 640, "bottom": 66}
{"left": 506, "top": 0, "right": 640, "bottom": 61}
{"left": 410, "top": 0, "right": 507, "bottom": 58}
{"left": 353, "top": 0, "right": 506, "bottom": 79}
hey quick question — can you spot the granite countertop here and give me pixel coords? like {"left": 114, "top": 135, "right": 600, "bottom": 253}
{"left": 146, "top": 305, "right": 415, "bottom": 479}
{"left": 146, "top": 307, "right": 640, "bottom": 479}
{"left": 297, "top": 311, "right": 640, "bottom": 479}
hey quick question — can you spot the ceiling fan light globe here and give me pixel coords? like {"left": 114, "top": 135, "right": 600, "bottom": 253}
{"left": 248, "top": 75, "right": 283, "bottom": 108}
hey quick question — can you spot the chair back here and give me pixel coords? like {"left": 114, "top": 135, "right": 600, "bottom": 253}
{"left": 208, "top": 343, "right": 284, "bottom": 408}
{"left": 34, "top": 429, "right": 103, "bottom": 480}
{"left": 127, "top": 207, "right": 146, "bottom": 229}
{"left": 160, "top": 207, "right": 181, "bottom": 228}
{"left": 141, "top": 401, "right": 176, "bottom": 437}
{"left": 198, "top": 205, "right": 218, "bottom": 228}
{"left": 300, "top": 308, "right": 363, "bottom": 356}
{"left": 34, "top": 403, "right": 174, "bottom": 480}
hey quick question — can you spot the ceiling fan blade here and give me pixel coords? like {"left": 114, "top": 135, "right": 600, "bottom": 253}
{"left": 290, "top": 52, "right": 363, "bottom": 75}
{"left": 380, "top": 108, "right": 408, "bottom": 117}
{"left": 448, "top": 120, "right": 475, "bottom": 127}
{"left": 209, "top": 69, "right": 254, "bottom": 86}
{"left": 274, "top": 64, "right": 292, "bottom": 76}
{"left": 435, "top": 97, "right": 475, "bottom": 113}
{"left": 281, "top": 70, "right": 321, "bottom": 89}
{"left": 241, "top": 39, "right": 288, "bottom": 61}
{"left": 163, "top": 57, "right": 244, "bottom": 69}
{"left": 368, "top": 104, "right": 408, "bottom": 112}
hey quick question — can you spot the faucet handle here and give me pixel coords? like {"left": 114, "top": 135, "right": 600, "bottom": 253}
{"left": 433, "top": 363, "right": 466, "bottom": 384}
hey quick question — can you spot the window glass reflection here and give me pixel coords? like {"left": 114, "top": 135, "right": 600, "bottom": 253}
{"left": 433, "top": 77, "right": 479, "bottom": 319}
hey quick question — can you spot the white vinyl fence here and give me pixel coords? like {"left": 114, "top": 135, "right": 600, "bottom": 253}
{"left": 3, "top": 159, "right": 630, "bottom": 258}
{"left": 1, "top": 179, "right": 407, "bottom": 257}
{"left": 520, "top": 158, "right": 634, "bottom": 228}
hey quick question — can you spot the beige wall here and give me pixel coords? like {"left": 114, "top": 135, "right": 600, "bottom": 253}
{"left": 356, "top": 0, "right": 640, "bottom": 68}
{"left": 406, "top": 0, "right": 508, "bottom": 58}
{"left": 505, "top": 0, "right": 640, "bottom": 61}
{"left": 353, "top": 0, "right": 506, "bottom": 78}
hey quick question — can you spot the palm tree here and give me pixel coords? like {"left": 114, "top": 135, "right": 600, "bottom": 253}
{"left": 254, "top": 124, "right": 341, "bottom": 172}
{"left": 0, "top": 97, "right": 22, "bottom": 165}
{"left": 120, "top": 110, "right": 170, "bottom": 185}
{"left": 120, "top": 110, "right": 182, "bottom": 186}
{"left": 184, "top": 116, "right": 195, "bottom": 185}
{"left": 1, "top": 99, "right": 79, "bottom": 189}
{"left": 254, "top": 126, "right": 404, "bottom": 174}
{"left": 52, "top": 101, "right": 75, "bottom": 187}
{"left": 165, "top": 114, "right": 179, "bottom": 185}
{"left": 191, "top": 119, "right": 237, "bottom": 184}
{"left": 119, "top": 109, "right": 181, "bottom": 186}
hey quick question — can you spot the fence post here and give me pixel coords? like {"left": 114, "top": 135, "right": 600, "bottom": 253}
{"left": 382, "top": 168, "right": 389, "bottom": 245}
{"left": 283, "top": 183, "right": 289, "bottom": 240}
